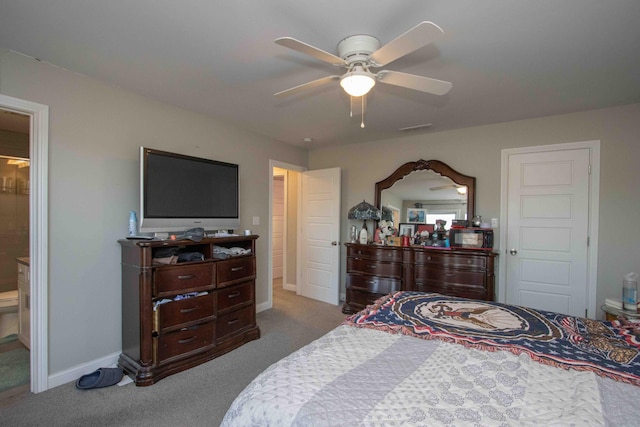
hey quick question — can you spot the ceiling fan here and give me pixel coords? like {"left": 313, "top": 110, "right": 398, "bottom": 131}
{"left": 431, "top": 184, "right": 467, "bottom": 195}
{"left": 274, "top": 21, "right": 453, "bottom": 100}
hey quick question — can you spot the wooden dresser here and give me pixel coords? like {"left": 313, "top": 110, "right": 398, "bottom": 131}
{"left": 343, "top": 243, "right": 497, "bottom": 314}
{"left": 118, "top": 235, "right": 260, "bottom": 386}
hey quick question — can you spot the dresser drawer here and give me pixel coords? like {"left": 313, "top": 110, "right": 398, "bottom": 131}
{"left": 216, "top": 282, "right": 254, "bottom": 312}
{"left": 154, "top": 321, "right": 215, "bottom": 364}
{"left": 414, "top": 251, "right": 487, "bottom": 270}
{"left": 346, "top": 273, "right": 401, "bottom": 295}
{"left": 217, "top": 257, "right": 256, "bottom": 288}
{"left": 416, "top": 266, "right": 486, "bottom": 286}
{"left": 348, "top": 245, "right": 403, "bottom": 262}
{"left": 415, "top": 281, "right": 490, "bottom": 300}
{"left": 346, "top": 288, "right": 388, "bottom": 310}
{"left": 347, "top": 258, "right": 402, "bottom": 279}
{"left": 415, "top": 267, "right": 489, "bottom": 300}
{"left": 153, "top": 263, "right": 215, "bottom": 297}
{"left": 216, "top": 305, "right": 255, "bottom": 341}
{"left": 153, "top": 293, "right": 215, "bottom": 333}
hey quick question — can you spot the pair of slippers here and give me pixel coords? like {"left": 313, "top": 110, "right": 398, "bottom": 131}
{"left": 76, "top": 367, "right": 124, "bottom": 390}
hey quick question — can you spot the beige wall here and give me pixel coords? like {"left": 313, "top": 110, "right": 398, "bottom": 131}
{"left": 0, "top": 50, "right": 308, "bottom": 374}
{"left": 309, "top": 103, "right": 640, "bottom": 317}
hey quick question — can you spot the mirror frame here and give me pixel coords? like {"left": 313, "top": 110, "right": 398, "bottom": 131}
{"left": 374, "top": 159, "right": 476, "bottom": 221}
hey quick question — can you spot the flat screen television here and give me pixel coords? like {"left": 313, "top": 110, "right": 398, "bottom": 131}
{"left": 139, "top": 147, "right": 240, "bottom": 233}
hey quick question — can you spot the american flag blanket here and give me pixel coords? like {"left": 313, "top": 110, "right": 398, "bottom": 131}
{"left": 345, "top": 291, "right": 640, "bottom": 386}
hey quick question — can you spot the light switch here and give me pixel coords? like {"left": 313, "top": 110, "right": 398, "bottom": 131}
{"left": 491, "top": 218, "right": 498, "bottom": 228}
{"left": 252, "top": 216, "right": 260, "bottom": 225}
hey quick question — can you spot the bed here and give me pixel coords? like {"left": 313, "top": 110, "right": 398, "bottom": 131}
{"left": 222, "top": 291, "right": 640, "bottom": 426}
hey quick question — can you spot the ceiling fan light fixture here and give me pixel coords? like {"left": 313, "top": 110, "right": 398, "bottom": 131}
{"left": 340, "top": 67, "right": 376, "bottom": 97}
{"left": 457, "top": 186, "right": 467, "bottom": 195}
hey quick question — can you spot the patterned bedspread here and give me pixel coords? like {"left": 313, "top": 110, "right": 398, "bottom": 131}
{"left": 222, "top": 293, "right": 640, "bottom": 426}
{"left": 346, "top": 291, "right": 640, "bottom": 387}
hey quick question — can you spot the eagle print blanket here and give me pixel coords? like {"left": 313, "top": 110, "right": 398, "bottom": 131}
{"left": 345, "top": 291, "right": 640, "bottom": 386}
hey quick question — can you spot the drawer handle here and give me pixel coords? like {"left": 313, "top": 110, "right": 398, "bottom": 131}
{"left": 178, "top": 336, "right": 197, "bottom": 345}
{"left": 178, "top": 274, "right": 195, "bottom": 280}
{"left": 231, "top": 266, "right": 244, "bottom": 272}
{"left": 180, "top": 307, "right": 197, "bottom": 314}
{"left": 427, "top": 256, "right": 432, "bottom": 261}
{"left": 227, "top": 318, "right": 239, "bottom": 325}
{"left": 227, "top": 291, "right": 241, "bottom": 298}
{"left": 366, "top": 264, "right": 377, "bottom": 269}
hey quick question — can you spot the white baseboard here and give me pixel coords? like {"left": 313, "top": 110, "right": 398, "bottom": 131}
{"left": 283, "top": 283, "right": 296, "bottom": 292}
{"left": 47, "top": 351, "right": 120, "bottom": 390}
{"left": 256, "top": 300, "right": 271, "bottom": 313}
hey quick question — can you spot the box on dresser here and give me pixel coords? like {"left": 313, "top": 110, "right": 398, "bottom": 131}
{"left": 118, "top": 235, "right": 259, "bottom": 386}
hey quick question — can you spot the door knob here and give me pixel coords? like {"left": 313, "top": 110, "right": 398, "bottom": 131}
{"left": 331, "top": 241, "right": 339, "bottom": 246}
{"left": 509, "top": 249, "right": 518, "bottom": 255}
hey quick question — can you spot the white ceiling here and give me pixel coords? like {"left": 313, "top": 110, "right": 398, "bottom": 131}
{"left": 1, "top": 1, "right": 639, "bottom": 148}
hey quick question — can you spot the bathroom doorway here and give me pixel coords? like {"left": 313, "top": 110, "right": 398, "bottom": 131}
{"left": 0, "top": 94, "right": 48, "bottom": 395}
{"left": 0, "top": 109, "right": 30, "bottom": 398}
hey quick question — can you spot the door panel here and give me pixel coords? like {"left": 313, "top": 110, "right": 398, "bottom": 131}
{"left": 506, "top": 148, "right": 590, "bottom": 317}
{"left": 299, "top": 168, "right": 341, "bottom": 305}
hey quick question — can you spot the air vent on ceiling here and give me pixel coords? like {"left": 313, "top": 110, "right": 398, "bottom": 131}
{"left": 397, "top": 123, "right": 433, "bottom": 132}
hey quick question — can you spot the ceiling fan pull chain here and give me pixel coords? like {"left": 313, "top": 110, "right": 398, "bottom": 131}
{"left": 361, "top": 95, "right": 366, "bottom": 128}
{"left": 350, "top": 95, "right": 353, "bottom": 118}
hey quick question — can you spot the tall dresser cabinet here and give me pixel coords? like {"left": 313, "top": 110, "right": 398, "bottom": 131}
{"left": 118, "top": 235, "right": 259, "bottom": 386}
{"left": 343, "top": 243, "right": 497, "bottom": 314}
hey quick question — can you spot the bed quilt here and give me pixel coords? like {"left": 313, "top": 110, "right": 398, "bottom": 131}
{"left": 221, "top": 292, "right": 640, "bottom": 426}
{"left": 346, "top": 291, "right": 640, "bottom": 387}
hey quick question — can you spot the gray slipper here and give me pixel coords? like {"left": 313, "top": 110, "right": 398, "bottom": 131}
{"left": 76, "top": 367, "right": 124, "bottom": 390}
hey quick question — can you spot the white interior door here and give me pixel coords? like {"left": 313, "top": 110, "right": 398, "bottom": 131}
{"left": 505, "top": 147, "right": 591, "bottom": 317}
{"left": 272, "top": 175, "right": 284, "bottom": 279}
{"left": 299, "top": 168, "right": 341, "bottom": 305}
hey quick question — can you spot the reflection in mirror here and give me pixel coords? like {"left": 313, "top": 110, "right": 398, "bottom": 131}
{"left": 375, "top": 160, "right": 475, "bottom": 230}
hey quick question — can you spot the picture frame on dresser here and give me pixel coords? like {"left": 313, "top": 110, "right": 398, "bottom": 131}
{"left": 417, "top": 224, "right": 435, "bottom": 233}
{"left": 398, "top": 223, "right": 416, "bottom": 237}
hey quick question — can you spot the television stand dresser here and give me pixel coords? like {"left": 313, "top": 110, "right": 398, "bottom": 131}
{"left": 343, "top": 243, "right": 498, "bottom": 314}
{"left": 118, "top": 235, "right": 259, "bottom": 386}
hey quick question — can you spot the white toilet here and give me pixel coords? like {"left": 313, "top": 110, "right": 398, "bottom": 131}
{"left": 0, "top": 290, "right": 19, "bottom": 339}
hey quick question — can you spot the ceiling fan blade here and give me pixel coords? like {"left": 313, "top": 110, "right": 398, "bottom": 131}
{"left": 430, "top": 184, "right": 458, "bottom": 191}
{"left": 275, "top": 37, "right": 346, "bottom": 66}
{"left": 370, "top": 21, "right": 444, "bottom": 67}
{"left": 274, "top": 75, "right": 341, "bottom": 98}
{"left": 377, "top": 70, "right": 452, "bottom": 95}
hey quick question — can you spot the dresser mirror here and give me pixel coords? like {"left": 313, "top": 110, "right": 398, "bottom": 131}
{"left": 374, "top": 160, "right": 475, "bottom": 227}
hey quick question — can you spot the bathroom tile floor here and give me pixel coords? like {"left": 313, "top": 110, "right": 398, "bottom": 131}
{"left": 0, "top": 336, "right": 30, "bottom": 403}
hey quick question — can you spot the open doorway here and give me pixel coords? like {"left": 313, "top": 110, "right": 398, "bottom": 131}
{"left": 0, "top": 110, "right": 30, "bottom": 398}
{"left": 268, "top": 161, "right": 305, "bottom": 310}
{"left": 0, "top": 94, "right": 49, "bottom": 394}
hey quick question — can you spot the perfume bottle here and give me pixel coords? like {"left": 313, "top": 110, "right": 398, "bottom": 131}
{"left": 128, "top": 210, "right": 138, "bottom": 236}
